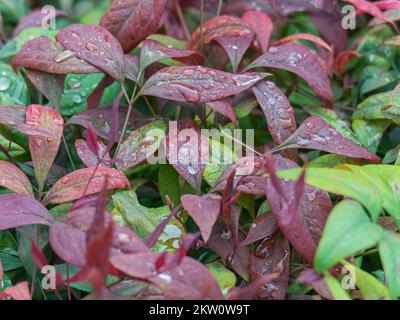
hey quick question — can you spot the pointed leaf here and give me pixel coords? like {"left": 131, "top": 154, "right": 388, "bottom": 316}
{"left": 206, "top": 99, "right": 237, "bottom": 125}
{"left": 43, "top": 167, "right": 130, "bottom": 205}
{"left": 0, "top": 194, "right": 54, "bottom": 230}
{"left": 241, "top": 10, "right": 273, "bottom": 53}
{"left": 12, "top": 36, "right": 100, "bottom": 74}
{"left": 181, "top": 194, "right": 222, "bottom": 242}
{"left": 56, "top": 24, "right": 126, "bottom": 81}
{"left": 75, "top": 139, "right": 111, "bottom": 168}
{"left": 100, "top": 0, "right": 168, "bottom": 53}
{"left": 26, "top": 105, "right": 63, "bottom": 195}
{"left": 253, "top": 80, "right": 297, "bottom": 145}
{"left": 246, "top": 43, "right": 333, "bottom": 104}
{"left": 277, "top": 116, "right": 381, "bottom": 162}
{"left": 0, "top": 160, "right": 33, "bottom": 196}
{"left": 142, "top": 66, "right": 265, "bottom": 103}
{"left": 240, "top": 212, "right": 277, "bottom": 247}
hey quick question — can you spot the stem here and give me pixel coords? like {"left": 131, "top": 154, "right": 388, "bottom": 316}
{"left": 62, "top": 134, "right": 76, "bottom": 171}
{"left": 217, "top": 0, "right": 223, "bottom": 16}
{"left": 176, "top": 1, "right": 191, "bottom": 41}
{"left": 200, "top": 0, "right": 205, "bottom": 55}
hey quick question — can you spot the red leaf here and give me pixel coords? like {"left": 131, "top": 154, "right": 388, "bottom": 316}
{"left": 241, "top": 10, "right": 273, "bottom": 53}
{"left": 31, "top": 241, "right": 47, "bottom": 268}
{"left": 344, "top": 0, "right": 400, "bottom": 32}
{"left": 240, "top": 212, "right": 278, "bottom": 247}
{"left": 375, "top": 0, "right": 400, "bottom": 11}
{"left": 140, "top": 39, "right": 204, "bottom": 71}
{"left": 100, "top": 0, "right": 168, "bottom": 53}
{"left": 246, "top": 42, "right": 333, "bottom": 104}
{"left": 0, "top": 160, "right": 34, "bottom": 196}
{"left": 181, "top": 194, "right": 222, "bottom": 242}
{"left": 75, "top": 139, "right": 111, "bottom": 168}
{"left": 252, "top": 80, "right": 297, "bottom": 145}
{"left": 164, "top": 119, "right": 209, "bottom": 191}
{"left": 206, "top": 99, "right": 237, "bottom": 125}
{"left": 0, "top": 282, "right": 31, "bottom": 300}
{"left": 276, "top": 116, "right": 381, "bottom": 162}
{"left": 26, "top": 105, "right": 64, "bottom": 196}
{"left": 56, "top": 24, "right": 126, "bottom": 81}
{"left": 0, "top": 194, "right": 54, "bottom": 231}
{"left": 12, "top": 37, "right": 100, "bottom": 75}
{"left": 249, "top": 231, "right": 290, "bottom": 300}
{"left": 87, "top": 75, "right": 115, "bottom": 109}
{"left": 43, "top": 167, "right": 130, "bottom": 205}
{"left": 13, "top": 9, "right": 67, "bottom": 36}
{"left": 335, "top": 50, "right": 358, "bottom": 74}
{"left": 142, "top": 66, "right": 266, "bottom": 103}
{"left": 273, "top": 33, "right": 332, "bottom": 52}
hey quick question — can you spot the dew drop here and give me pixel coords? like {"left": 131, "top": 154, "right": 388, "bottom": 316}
{"left": 0, "top": 77, "right": 11, "bottom": 91}
{"left": 73, "top": 94, "right": 83, "bottom": 104}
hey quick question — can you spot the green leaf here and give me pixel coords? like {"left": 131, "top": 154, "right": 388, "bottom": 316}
{"left": 341, "top": 260, "right": 390, "bottom": 300}
{"left": 0, "top": 134, "right": 25, "bottom": 160}
{"left": 158, "top": 164, "right": 181, "bottom": 206}
{"left": 379, "top": 231, "right": 400, "bottom": 298}
{"left": 315, "top": 200, "right": 383, "bottom": 272}
{"left": 0, "top": 0, "right": 28, "bottom": 23}
{"left": 207, "top": 261, "right": 237, "bottom": 295}
{"left": 0, "top": 62, "right": 29, "bottom": 105}
{"left": 309, "top": 154, "right": 363, "bottom": 168}
{"left": 352, "top": 119, "right": 391, "bottom": 153}
{"left": 15, "top": 27, "right": 58, "bottom": 52}
{"left": 60, "top": 74, "right": 121, "bottom": 116}
{"left": 323, "top": 271, "right": 351, "bottom": 300}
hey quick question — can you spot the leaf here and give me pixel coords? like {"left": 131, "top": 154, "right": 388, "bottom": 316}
{"left": 206, "top": 99, "right": 237, "bottom": 125}
{"left": 0, "top": 62, "right": 29, "bottom": 106}
{"left": 56, "top": 24, "right": 126, "bottom": 81}
{"left": 26, "top": 70, "right": 65, "bottom": 109}
{"left": 0, "top": 160, "right": 33, "bottom": 196}
{"left": 276, "top": 116, "right": 381, "bottom": 162}
{"left": 323, "top": 272, "right": 351, "bottom": 300}
{"left": 274, "top": 33, "right": 333, "bottom": 52}
{"left": 241, "top": 10, "right": 273, "bottom": 53}
{"left": 315, "top": 200, "right": 383, "bottom": 272}
{"left": 249, "top": 231, "right": 290, "bottom": 300}
{"left": 66, "top": 106, "right": 141, "bottom": 140}
{"left": 164, "top": 119, "right": 209, "bottom": 191}
{"left": 240, "top": 212, "right": 277, "bottom": 247}
{"left": 341, "top": 260, "right": 390, "bottom": 300}
{"left": 142, "top": 66, "right": 266, "bottom": 104}
{"left": 100, "top": 0, "right": 168, "bottom": 53}
{"left": 344, "top": 0, "right": 399, "bottom": 32}
{"left": 75, "top": 139, "right": 111, "bottom": 168}
{"left": 12, "top": 36, "right": 100, "bottom": 75}
{"left": 0, "top": 194, "right": 54, "bottom": 230}
{"left": 13, "top": 8, "right": 67, "bottom": 36}
{"left": 379, "top": 231, "right": 400, "bottom": 298}
{"left": 352, "top": 119, "right": 391, "bottom": 153}
{"left": 26, "top": 105, "right": 64, "bottom": 196}
{"left": 43, "top": 167, "right": 130, "bottom": 205}
{"left": 252, "top": 80, "right": 297, "bottom": 145}
{"left": 181, "top": 194, "right": 222, "bottom": 242}
{"left": 0, "top": 281, "right": 31, "bottom": 300}
{"left": 246, "top": 43, "right": 333, "bottom": 104}
{"left": 139, "top": 39, "right": 204, "bottom": 71}
{"left": 116, "top": 120, "right": 167, "bottom": 171}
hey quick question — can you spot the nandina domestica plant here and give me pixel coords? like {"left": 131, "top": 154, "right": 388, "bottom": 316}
{"left": 0, "top": 0, "right": 399, "bottom": 301}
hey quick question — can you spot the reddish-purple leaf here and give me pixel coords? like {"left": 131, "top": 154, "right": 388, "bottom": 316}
{"left": 75, "top": 139, "right": 111, "bottom": 167}
{"left": 207, "top": 219, "right": 250, "bottom": 281}
{"left": 246, "top": 42, "right": 333, "bottom": 104}
{"left": 375, "top": 0, "right": 400, "bottom": 11}
{"left": 66, "top": 106, "right": 143, "bottom": 140}
{"left": 0, "top": 282, "right": 31, "bottom": 300}
{"left": 13, "top": 9, "right": 67, "bottom": 36}
{"left": 206, "top": 99, "right": 237, "bottom": 125}
{"left": 142, "top": 66, "right": 266, "bottom": 104}
{"left": 100, "top": 0, "right": 168, "bottom": 53}
{"left": 56, "top": 24, "right": 126, "bottom": 81}
{"left": 164, "top": 119, "right": 209, "bottom": 191}
{"left": 87, "top": 75, "right": 115, "bottom": 109}
{"left": 274, "top": 33, "right": 333, "bottom": 52}
{"left": 344, "top": 0, "right": 399, "bottom": 32}
{"left": 43, "top": 167, "right": 130, "bottom": 205}
{"left": 0, "top": 105, "right": 27, "bottom": 126}
{"left": 140, "top": 39, "right": 204, "bottom": 71}
{"left": 125, "top": 55, "right": 140, "bottom": 83}
{"left": 181, "top": 194, "right": 222, "bottom": 242}
{"left": 12, "top": 37, "right": 100, "bottom": 74}
{"left": 276, "top": 116, "right": 381, "bottom": 162}
{"left": 241, "top": 10, "right": 273, "bottom": 53}
{"left": 252, "top": 80, "right": 297, "bottom": 145}
{"left": 26, "top": 105, "right": 64, "bottom": 196}
{"left": 26, "top": 70, "right": 65, "bottom": 109}
{"left": 240, "top": 212, "right": 278, "bottom": 247}
{"left": 265, "top": 155, "right": 332, "bottom": 263}
{"left": 249, "top": 231, "right": 290, "bottom": 300}
{"left": 110, "top": 253, "right": 223, "bottom": 299}
{"left": 0, "top": 160, "right": 34, "bottom": 196}
{"left": 0, "top": 194, "right": 54, "bottom": 230}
